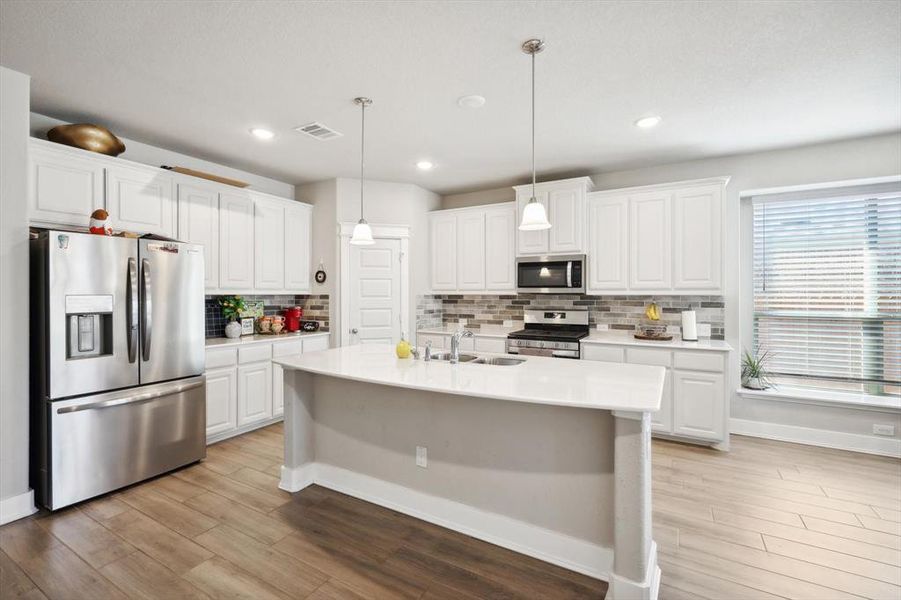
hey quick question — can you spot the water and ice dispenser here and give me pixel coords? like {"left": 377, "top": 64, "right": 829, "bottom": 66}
{"left": 64, "top": 295, "right": 113, "bottom": 359}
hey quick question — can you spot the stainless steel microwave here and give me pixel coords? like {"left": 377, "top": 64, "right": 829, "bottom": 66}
{"left": 516, "top": 254, "right": 585, "bottom": 294}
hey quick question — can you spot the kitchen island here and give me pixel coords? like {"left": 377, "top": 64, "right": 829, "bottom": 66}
{"left": 274, "top": 344, "right": 666, "bottom": 600}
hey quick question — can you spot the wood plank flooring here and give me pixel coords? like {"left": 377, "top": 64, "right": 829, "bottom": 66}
{"left": 1, "top": 423, "right": 898, "bottom": 599}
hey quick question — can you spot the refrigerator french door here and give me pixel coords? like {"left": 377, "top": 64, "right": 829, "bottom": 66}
{"left": 31, "top": 230, "right": 206, "bottom": 510}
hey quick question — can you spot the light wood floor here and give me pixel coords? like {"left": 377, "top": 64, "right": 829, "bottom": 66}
{"left": 1, "top": 425, "right": 899, "bottom": 600}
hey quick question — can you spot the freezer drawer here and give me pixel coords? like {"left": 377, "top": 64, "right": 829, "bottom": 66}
{"left": 41, "top": 376, "right": 206, "bottom": 510}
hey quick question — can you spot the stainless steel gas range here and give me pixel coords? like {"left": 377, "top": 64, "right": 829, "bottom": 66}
{"left": 506, "top": 309, "right": 589, "bottom": 359}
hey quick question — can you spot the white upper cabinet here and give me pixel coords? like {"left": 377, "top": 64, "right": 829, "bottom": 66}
{"left": 629, "top": 190, "right": 672, "bottom": 290}
{"left": 456, "top": 211, "right": 486, "bottom": 290}
{"left": 253, "top": 197, "right": 286, "bottom": 290}
{"left": 587, "top": 194, "right": 628, "bottom": 291}
{"left": 218, "top": 191, "right": 254, "bottom": 290}
{"left": 29, "top": 140, "right": 105, "bottom": 227}
{"left": 430, "top": 212, "right": 458, "bottom": 290}
{"left": 673, "top": 184, "right": 722, "bottom": 291}
{"left": 284, "top": 202, "right": 312, "bottom": 293}
{"left": 513, "top": 177, "right": 593, "bottom": 256}
{"left": 484, "top": 204, "right": 516, "bottom": 290}
{"left": 177, "top": 183, "right": 220, "bottom": 289}
{"left": 106, "top": 164, "right": 176, "bottom": 237}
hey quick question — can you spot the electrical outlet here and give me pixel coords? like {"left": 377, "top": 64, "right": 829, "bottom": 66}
{"left": 503, "top": 320, "right": 514, "bottom": 328}
{"left": 595, "top": 324, "right": 609, "bottom": 331}
{"left": 416, "top": 446, "right": 428, "bottom": 468}
{"left": 697, "top": 323, "right": 712, "bottom": 337}
{"left": 873, "top": 424, "right": 895, "bottom": 437}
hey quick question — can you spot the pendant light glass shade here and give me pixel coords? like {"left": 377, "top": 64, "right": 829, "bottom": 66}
{"left": 518, "top": 38, "right": 551, "bottom": 232}
{"left": 350, "top": 218, "right": 375, "bottom": 245}
{"left": 350, "top": 96, "right": 375, "bottom": 245}
{"left": 519, "top": 198, "right": 551, "bottom": 231}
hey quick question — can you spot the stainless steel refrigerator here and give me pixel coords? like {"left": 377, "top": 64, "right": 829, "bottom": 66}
{"left": 31, "top": 230, "right": 206, "bottom": 510}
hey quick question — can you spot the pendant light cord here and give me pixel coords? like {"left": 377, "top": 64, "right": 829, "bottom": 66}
{"left": 531, "top": 46, "right": 536, "bottom": 201}
{"left": 360, "top": 100, "right": 366, "bottom": 220}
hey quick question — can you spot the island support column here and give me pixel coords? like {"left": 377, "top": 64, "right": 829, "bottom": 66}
{"left": 279, "top": 370, "right": 316, "bottom": 492}
{"left": 609, "top": 410, "right": 660, "bottom": 600}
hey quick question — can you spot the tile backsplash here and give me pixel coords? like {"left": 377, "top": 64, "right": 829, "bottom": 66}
{"left": 417, "top": 294, "right": 724, "bottom": 339}
{"left": 205, "top": 294, "right": 330, "bottom": 338}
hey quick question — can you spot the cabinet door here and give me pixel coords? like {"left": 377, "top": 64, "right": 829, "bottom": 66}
{"left": 457, "top": 211, "right": 486, "bottom": 290}
{"left": 673, "top": 185, "right": 722, "bottom": 291}
{"left": 430, "top": 214, "right": 457, "bottom": 290}
{"left": 652, "top": 371, "right": 674, "bottom": 434}
{"left": 672, "top": 369, "right": 725, "bottom": 441}
{"left": 484, "top": 205, "right": 515, "bottom": 290}
{"left": 284, "top": 202, "right": 312, "bottom": 292}
{"left": 547, "top": 187, "right": 583, "bottom": 254}
{"left": 29, "top": 143, "right": 105, "bottom": 227}
{"left": 253, "top": 199, "right": 285, "bottom": 290}
{"left": 516, "top": 191, "right": 549, "bottom": 255}
{"left": 237, "top": 361, "right": 273, "bottom": 426}
{"left": 272, "top": 362, "right": 285, "bottom": 417}
{"left": 106, "top": 165, "right": 176, "bottom": 237}
{"left": 588, "top": 195, "right": 629, "bottom": 291}
{"left": 177, "top": 184, "right": 219, "bottom": 289}
{"left": 219, "top": 191, "right": 254, "bottom": 290}
{"left": 205, "top": 366, "right": 237, "bottom": 438}
{"left": 629, "top": 191, "right": 672, "bottom": 289}
{"left": 302, "top": 335, "right": 329, "bottom": 353}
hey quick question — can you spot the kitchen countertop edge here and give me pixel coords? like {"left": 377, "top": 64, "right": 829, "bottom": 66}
{"left": 206, "top": 331, "right": 329, "bottom": 348}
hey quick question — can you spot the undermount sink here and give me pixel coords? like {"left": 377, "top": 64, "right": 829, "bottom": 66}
{"left": 471, "top": 357, "right": 526, "bottom": 366}
{"left": 429, "top": 352, "right": 479, "bottom": 363}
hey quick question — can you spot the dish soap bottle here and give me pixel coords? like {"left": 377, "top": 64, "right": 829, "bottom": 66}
{"left": 396, "top": 333, "right": 412, "bottom": 359}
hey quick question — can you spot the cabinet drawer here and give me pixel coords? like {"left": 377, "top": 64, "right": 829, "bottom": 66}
{"left": 303, "top": 335, "right": 329, "bottom": 353}
{"left": 239, "top": 343, "right": 273, "bottom": 364}
{"left": 673, "top": 351, "right": 724, "bottom": 372}
{"left": 205, "top": 347, "right": 237, "bottom": 369}
{"left": 474, "top": 337, "right": 506, "bottom": 354}
{"left": 272, "top": 340, "right": 303, "bottom": 358}
{"left": 581, "top": 345, "right": 625, "bottom": 363}
{"left": 626, "top": 347, "right": 672, "bottom": 367}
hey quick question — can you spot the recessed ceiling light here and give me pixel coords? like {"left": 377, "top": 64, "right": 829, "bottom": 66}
{"left": 416, "top": 160, "right": 434, "bottom": 171}
{"left": 250, "top": 127, "right": 275, "bottom": 140}
{"left": 634, "top": 115, "right": 662, "bottom": 129}
{"left": 457, "top": 95, "right": 486, "bottom": 109}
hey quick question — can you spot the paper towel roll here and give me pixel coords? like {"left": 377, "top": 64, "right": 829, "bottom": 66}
{"left": 681, "top": 310, "right": 698, "bottom": 341}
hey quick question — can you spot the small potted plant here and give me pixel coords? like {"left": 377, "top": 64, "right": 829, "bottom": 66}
{"left": 741, "top": 348, "right": 773, "bottom": 390}
{"left": 218, "top": 295, "right": 246, "bottom": 339}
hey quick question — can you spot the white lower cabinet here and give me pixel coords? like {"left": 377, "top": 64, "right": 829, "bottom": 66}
{"left": 582, "top": 343, "right": 727, "bottom": 445}
{"left": 205, "top": 366, "right": 237, "bottom": 437}
{"left": 237, "top": 361, "right": 272, "bottom": 426}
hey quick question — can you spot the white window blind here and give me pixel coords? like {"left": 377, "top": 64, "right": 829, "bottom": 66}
{"left": 752, "top": 187, "right": 900, "bottom": 396}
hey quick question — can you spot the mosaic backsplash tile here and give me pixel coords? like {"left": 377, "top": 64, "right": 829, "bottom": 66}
{"left": 205, "top": 294, "right": 330, "bottom": 338}
{"left": 417, "top": 294, "right": 724, "bottom": 339}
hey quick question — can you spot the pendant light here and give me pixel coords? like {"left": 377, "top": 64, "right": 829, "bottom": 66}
{"left": 350, "top": 96, "right": 375, "bottom": 245}
{"left": 519, "top": 38, "right": 551, "bottom": 231}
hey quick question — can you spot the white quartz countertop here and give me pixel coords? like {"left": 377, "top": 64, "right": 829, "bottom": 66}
{"left": 206, "top": 331, "right": 329, "bottom": 348}
{"left": 274, "top": 344, "right": 665, "bottom": 413}
{"left": 417, "top": 325, "right": 517, "bottom": 338}
{"left": 582, "top": 330, "right": 732, "bottom": 352}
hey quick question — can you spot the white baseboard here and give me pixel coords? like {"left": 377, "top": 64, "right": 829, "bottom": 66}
{"left": 607, "top": 542, "right": 660, "bottom": 600}
{"left": 730, "top": 418, "right": 901, "bottom": 458}
{"left": 279, "top": 462, "right": 613, "bottom": 581}
{"left": 0, "top": 489, "right": 37, "bottom": 525}
{"left": 207, "top": 415, "right": 284, "bottom": 445}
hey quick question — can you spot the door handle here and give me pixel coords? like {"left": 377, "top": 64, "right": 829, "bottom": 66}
{"left": 126, "top": 257, "right": 138, "bottom": 363}
{"left": 350, "top": 328, "right": 359, "bottom": 334}
{"left": 141, "top": 258, "right": 152, "bottom": 361}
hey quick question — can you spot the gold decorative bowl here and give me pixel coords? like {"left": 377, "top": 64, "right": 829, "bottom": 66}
{"left": 47, "top": 124, "right": 126, "bottom": 156}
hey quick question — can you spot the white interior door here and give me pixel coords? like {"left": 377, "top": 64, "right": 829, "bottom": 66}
{"left": 348, "top": 238, "right": 402, "bottom": 346}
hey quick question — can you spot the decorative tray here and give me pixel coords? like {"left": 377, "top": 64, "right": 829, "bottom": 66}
{"left": 633, "top": 332, "right": 673, "bottom": 341}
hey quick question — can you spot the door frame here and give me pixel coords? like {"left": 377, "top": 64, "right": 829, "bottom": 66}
{"left": 338, "top": 222, "right": 410, "bottom": 347}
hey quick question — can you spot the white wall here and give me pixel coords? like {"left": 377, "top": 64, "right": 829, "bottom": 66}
{"left": 30, "top": 113, "right": 294, "bottom": 198}
{"left": 0, "top": 66, "right": 35, "bottom": 523}
{"left": 296, "top": 178, "right": 441, "bottom": 347}
{"left": 441, "top": 132, "right": 901, "bottom": 454}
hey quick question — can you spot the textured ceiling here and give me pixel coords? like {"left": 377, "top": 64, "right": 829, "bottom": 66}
{"left": 1, "top": 1, "right": 899, "bottom": 194}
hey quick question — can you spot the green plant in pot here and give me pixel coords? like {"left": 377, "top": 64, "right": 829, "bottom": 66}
{"left": 741, "top": 348, "right": 774, "bottom": 390}
{"left": 219, "top": 295, "right": 246, "bottom": 339}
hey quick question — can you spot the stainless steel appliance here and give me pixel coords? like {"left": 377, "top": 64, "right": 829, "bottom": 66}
{"left": 516, "top": 254, "right": 585, "bottom": 294}
{"left": 506, "top": 309, "right": 589, "bottom": 359}
{"left": 31, "top": 230, "right": 206, "bottom": 510}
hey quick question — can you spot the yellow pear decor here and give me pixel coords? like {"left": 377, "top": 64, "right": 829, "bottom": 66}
{"left": 644, "top": 301, "right": 661, "bottom": 321}
{"left": 395, "top": 335, "right": 412, "bottom": 359}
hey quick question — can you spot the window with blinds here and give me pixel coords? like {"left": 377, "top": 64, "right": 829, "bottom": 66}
{"left": 752, "top": 186, "right": 900, "bottom": 397}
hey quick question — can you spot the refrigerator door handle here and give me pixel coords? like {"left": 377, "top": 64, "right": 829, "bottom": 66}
{"left": 55, "top": 378, "right": 205, "bottom": 414}
{"left": 141, "top": 258, "right": 152, "bottom": 361}
{"left": 127, "top": 257, "right": 138, "bottom": 363}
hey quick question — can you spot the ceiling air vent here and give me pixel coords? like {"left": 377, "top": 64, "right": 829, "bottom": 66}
{"left": 294, "top": 122, "right": 343, "bottom": 140}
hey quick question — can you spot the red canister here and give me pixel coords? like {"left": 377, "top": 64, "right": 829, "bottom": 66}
{"left": 284, "top": 307, "right": 303, "bottom": 332}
